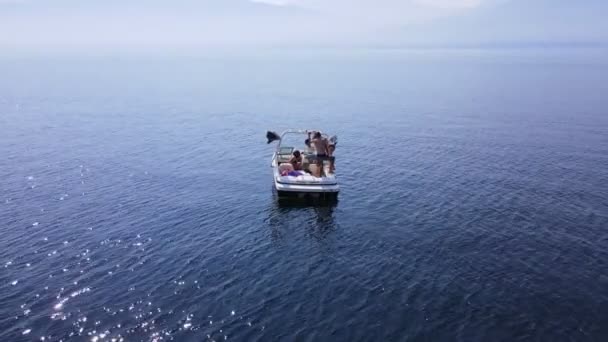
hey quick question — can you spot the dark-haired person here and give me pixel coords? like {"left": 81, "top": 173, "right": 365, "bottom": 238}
{"left": 289, "top": 150, "right": 303, "bottom": 171}
{"left": 311, "top": 131, "right": 330, "bottom": 177}
{"left": 327, "top": 143, "right": 336, "bottom": 174}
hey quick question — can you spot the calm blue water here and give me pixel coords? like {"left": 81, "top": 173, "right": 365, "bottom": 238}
{"left": 1, "top": 49, "right": 608, "bottom": 341}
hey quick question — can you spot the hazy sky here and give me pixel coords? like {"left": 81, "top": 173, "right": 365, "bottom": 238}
{"left": 1, "top": 0, "right": 606, "bottom": 50}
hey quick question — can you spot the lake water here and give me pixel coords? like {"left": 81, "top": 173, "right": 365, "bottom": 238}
{"left": 1, "top": 49, "right": 608, "bottom": 341}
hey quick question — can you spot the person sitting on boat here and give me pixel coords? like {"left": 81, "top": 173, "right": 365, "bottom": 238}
{"left": 288, "top": 150, "right": 303, "bottom": 170}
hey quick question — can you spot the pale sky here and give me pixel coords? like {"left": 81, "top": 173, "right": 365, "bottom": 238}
{"left": 1, "top": 0, "right": 606, "bottom": 50}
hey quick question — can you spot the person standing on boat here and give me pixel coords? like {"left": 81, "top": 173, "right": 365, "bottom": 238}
{"left": 304, "top": 133, "right": 315, "bottom": 153}
{"left": 327, "top": 143, "right": 336, "bottom": 173}
{"left": 310, "top": 131, "right": 330, "bottom": 177}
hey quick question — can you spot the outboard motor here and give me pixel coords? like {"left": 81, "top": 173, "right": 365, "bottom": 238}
{"left": 266, "top": 131, "right": 281, "bottom": 144}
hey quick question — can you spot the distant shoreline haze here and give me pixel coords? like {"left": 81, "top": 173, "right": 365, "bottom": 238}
{"left": 0, "top": 0, "right": 606, "bottom": 52}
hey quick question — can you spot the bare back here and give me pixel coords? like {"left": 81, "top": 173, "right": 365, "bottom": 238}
{"left": 312, "top": 138, "right": 329, "bottom": 155}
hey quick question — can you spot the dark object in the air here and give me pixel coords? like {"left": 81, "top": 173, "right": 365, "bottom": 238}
{"left": 267, "top": 131, "right": 281, "bottom": 144}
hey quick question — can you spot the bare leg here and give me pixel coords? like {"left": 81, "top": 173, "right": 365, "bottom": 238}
{"left": 329, "top": 157, "right": 335, "bottom": 174}
{"left": 319, "top": 159, "right": 327, "bottom": 177}
{"left": 311, "top": 164, "right": 321, "bottom": 177}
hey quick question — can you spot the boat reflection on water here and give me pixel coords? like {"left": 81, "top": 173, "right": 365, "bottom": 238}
{"left": 275, "top": 194, "right": 339, "bottom": 208}
{"left": 266, "top": 192, "right": 339, "bottom": 243}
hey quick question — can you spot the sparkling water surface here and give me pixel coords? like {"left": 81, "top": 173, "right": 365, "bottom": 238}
{"left": 1, "top": 49, "right": 608, "bottom": 341}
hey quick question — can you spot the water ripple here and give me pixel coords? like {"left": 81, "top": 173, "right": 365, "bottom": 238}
{"left": 2, "top": 53, "right": 608, "bottom": 341}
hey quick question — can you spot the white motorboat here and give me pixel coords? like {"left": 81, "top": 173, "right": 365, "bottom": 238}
{"left": 268, "top": 130, "right": 339, "bottom": 197}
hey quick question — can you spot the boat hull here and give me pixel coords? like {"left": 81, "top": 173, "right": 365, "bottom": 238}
{"left": 273, "top": 167, "right": 339, "bottom": 198}
{"left": 274, "top": 179, "right": 340, "bottom": 195}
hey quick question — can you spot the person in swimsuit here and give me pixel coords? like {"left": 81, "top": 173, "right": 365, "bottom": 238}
{"left": 304, "top": 137, "right": 312, "bottom": 151}
{"left": 288, "top": 150, "right": 303, "bottom": 170}
{"left": 327, "top": 143, "right": 336, "bottom": 173}
{"left": 310, "top": 131, "right": 330, "bottom": 177}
